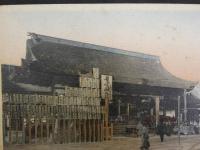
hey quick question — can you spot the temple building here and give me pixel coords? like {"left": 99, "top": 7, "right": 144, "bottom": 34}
{"left": 2, "top": 33, "right": 198, "bottom": 142}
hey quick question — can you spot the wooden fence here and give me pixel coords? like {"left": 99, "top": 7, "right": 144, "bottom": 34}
{"left": 3, "top": 94, "right": 104, "bottom": 144}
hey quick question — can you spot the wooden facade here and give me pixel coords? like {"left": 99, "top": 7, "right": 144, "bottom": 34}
{"left": 2, "top": 68, "right": 113, "bottom": 144}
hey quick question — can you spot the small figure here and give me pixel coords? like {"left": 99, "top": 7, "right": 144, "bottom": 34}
{"left": 140, "top": 125, "right": 150, "bottom": 150}
{"left": 157, "top": 120, "right": 166, "bottom": 142}
{"left": 136, "top": 121, "right": 143, "bottom": 137}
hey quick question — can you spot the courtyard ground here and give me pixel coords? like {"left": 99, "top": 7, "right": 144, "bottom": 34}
{"left": 4, "top": 134, "right": 200, "bottom": 150}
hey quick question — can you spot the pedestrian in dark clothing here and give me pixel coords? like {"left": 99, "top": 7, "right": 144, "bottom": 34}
{"left": 157, "top": 121, "right": 166, "bottom": 142}
{"left": 140, "top": 126, "right": 150, "bottom": 150}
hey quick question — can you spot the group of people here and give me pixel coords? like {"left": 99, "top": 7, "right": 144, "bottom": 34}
{"left": 136, "top": 120, "right": 167, "bottom": 150}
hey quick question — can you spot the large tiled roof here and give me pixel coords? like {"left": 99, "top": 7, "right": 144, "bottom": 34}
{"left": 24, "top": 33, "right": 196, "bottom": 89}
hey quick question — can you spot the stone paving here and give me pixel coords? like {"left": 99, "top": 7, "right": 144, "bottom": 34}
{"left": 4, "top": 135, "right": 200, "bottom": 150}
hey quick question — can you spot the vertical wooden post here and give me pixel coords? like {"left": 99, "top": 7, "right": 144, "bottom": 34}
{"left": 22, "top": 118, "right": 25, "bottom": 144}
{"left": 127, "top": 103, "right": 130, "bottom": 120}
{"left": 101, "top": 121, "right": 104, "bottom": 141}
{"left": 9, "top": 117, "right": 11, "bottom": 144}
{"left": 74, "top": 119, "right": 76, "bottom": 143}
{"left": 28, "top": 119, "right": 32, "bottom": 144}
{"left": 67, "top": 119, "right": 70, "bottom": 143}
{"left": 35, "top": 119, "right": 38, "bottom": 144}
{"left": 97, "top": 119, "right": 100, "bottom": 142}
{"left": 51, "top": 117, "right": 56, "bottom": 144}
{"left": 178, "top": 96, "right": 181, "bottom": 145}
{"left": 93, "top": 119, "right": 95, "bottom": 142}
{"left": 57, "top": 118, "right": 60, "bottom": 144}
{"left": 0, "top": 65, "right": 3, "bottom": 149}
{"left": 104, "top": 96, "right": 109, "bottom": 141}
{"left": 183, "top": 89, "right": 187, "bottom": 123}
{"left": 16, "top": 118, "right": 18, "bottom": 144}
{"left": 155, "top": 96, "right": 160, "bottom": 126}
{"left": 84, "top": 119, "right": 86, "bottom": 143}
{"left": 3, "top": 111, "right": 5, "bottom": 144}
{"left": 47, "top": 118, "right": 49, "bottom": 144}
{"left": 118, "top": 99, "right": 121, "bottom": 117}
{"left": 63, "top": 119, "right": 66, "bottom": 144}
{"left": 78, "top": 119, "right": 81, "bottom": 143}
{"left": 88, "top": 119, "right": 91, "bottom": 142}
{"left": 41, "top": 119, "right": 43, "bottom": 144}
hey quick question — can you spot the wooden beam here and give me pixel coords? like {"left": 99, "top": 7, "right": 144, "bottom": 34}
{"left": 84, "top": 119, "right": 86, "bottom": 143}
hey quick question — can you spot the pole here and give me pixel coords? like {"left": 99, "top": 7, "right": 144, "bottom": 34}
{"left": 127, "top": 103, "right": 129, "bottom": 120}
{"left": 0, "top": 65, "right": 3, "bottom": 149}
{"left": 183, "top": 89, "right": 187, "bottom": 123}
{"left": 118, "top": 99, "right": 121, "bottom": 117}
{"left": 155, "top": 96, "right": 160, "bottom": 126}
{"left": 178, "top": 96, "right": 181, "bottom": 145}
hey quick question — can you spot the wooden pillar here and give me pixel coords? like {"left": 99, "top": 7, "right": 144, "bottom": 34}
{"left": 35, "top": 119, "right": 38, "bottom": 144}
{"left": 104, "top": 96, "right": 109, "bottom": 141}
{"left": 155, "top": 96, "right": 160, "bottom": 126}
{"left": 97, "top": 119, "right": 100, "bottom": 142}
{"left": 0, "top": 65, "right": 3, "bottom": 149}
{"left": 184, "top": 89, "right": 187, "bottom": 123}
{"left": 16, "top": 119, "right": 19, "bottom": 144}
{"left": 74, "top": 119, "right": 76, "bottom": 143}
{"left": 88, "top": 119, "right": 91, "bottom": 142}
{"left": 63, "top": 119, "right": 66, "bottom": 144}
{"left": 178, "top": 96, "right": 181, "bottom": 145}
{"left": 41, "top": 119, "right": 43, "bottom": 144}
{"left": 127, "top": 103, "right": 130, "bottom": 120}
{"left": 52, "top": 118, "right": 56, "bottom": 143}
{"left": 46, "top": 118, "right": 49, "bottom": 144}
{"left": 9, "top": 118, "right": 11, "bottom": 144}
{"left": 83, "top": 119, "right": 86, "bottom": 143}
{"left": 67, "top": 120, "right": 70, "bottom": 143}
{"left": 22, "top": 118, "right": 25, "bottom": 144}
{"left": 28, "top": 120, "right": 32, "bottom": 144}
{"left": 118, "top": 99, "right": 121, "bottom": 117}
{"left": 101, "top": 121, "right": 104, "bottom": 141}
{"left": 78, "top": 119, "right": 81, "bottom": 143}
{"left": 3, "top": 114, "right": 6, "bottom": 144}
{"left": 92, "top": 119, "right": 95, "bottom": 142}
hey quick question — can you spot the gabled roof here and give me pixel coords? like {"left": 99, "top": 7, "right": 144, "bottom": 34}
{"left": 26, "top": 33, "right": 196, "bottom": 89}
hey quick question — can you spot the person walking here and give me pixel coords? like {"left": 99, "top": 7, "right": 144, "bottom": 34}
{"left": 140, "top": 125, "right": 150, "bottom": 150}
{"left": 157, "top": 120, "right": 166, "bottom": 142}
{"left": 136, "top": 121, "right": 143, "bottom": 137}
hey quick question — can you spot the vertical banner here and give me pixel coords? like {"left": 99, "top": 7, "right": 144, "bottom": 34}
{"left": 101, "top": 75, "right": 112, "bottom": 100}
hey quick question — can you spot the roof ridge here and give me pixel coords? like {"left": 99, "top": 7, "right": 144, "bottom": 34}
{"left": 28, "top": 32, "right": 160, "bottom": 61}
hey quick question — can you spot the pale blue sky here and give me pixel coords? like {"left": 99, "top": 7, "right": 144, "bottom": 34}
{"left": 0, "top": 4, "right": 200, "bottom": 81}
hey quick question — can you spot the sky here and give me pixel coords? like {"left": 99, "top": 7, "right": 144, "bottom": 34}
{"left": 0, "top": 4, "right": 200, "bottom": 81}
